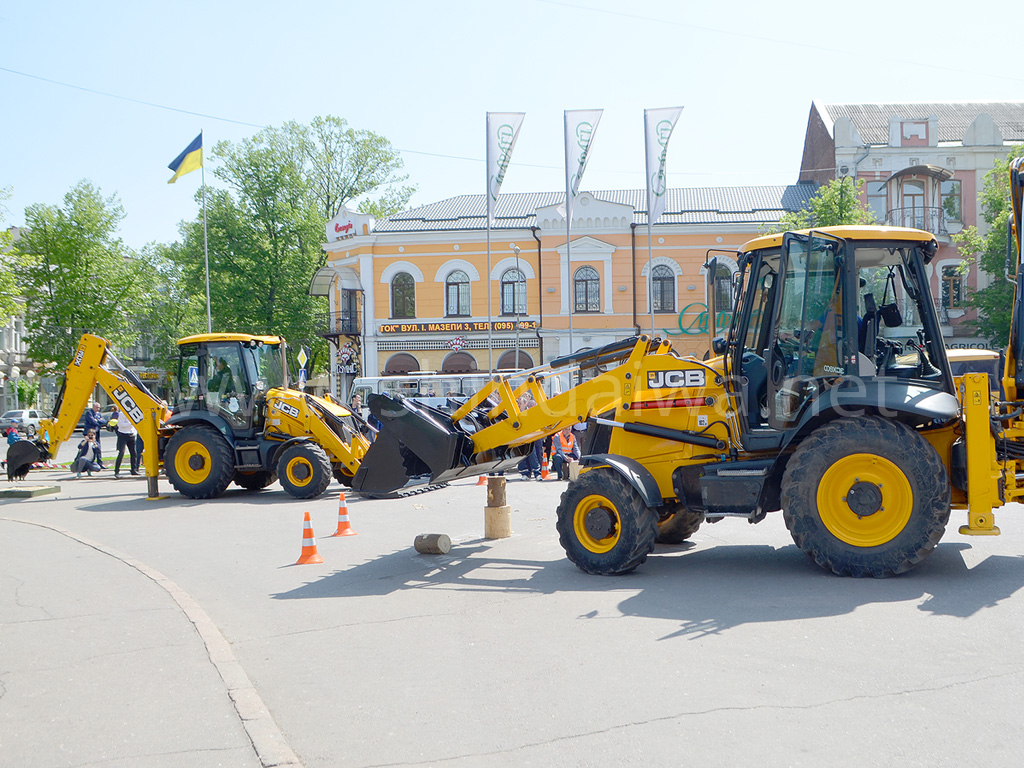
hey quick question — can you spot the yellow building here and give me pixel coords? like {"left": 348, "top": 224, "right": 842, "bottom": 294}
{"left": 313, "top": 185, "right": 814, "bottom": 396}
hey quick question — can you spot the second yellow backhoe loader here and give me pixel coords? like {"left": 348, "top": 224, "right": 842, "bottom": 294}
{"left": 353, "top": 166, "right": 1024, "bottom": 578}
{"left": 9, "top": 333, "right": 371, "bottom": 500}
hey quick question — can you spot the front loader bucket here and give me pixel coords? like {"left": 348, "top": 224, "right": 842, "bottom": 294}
{"left": 351, "top": 393, "right": 529, "bottom": 494}
{"left": 6, "top": 440, "right": 50, "bottom": 481}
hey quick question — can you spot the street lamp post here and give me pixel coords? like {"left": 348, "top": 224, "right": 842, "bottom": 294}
{"left": 10, "top": 366, "right": 20, "bottom": 410}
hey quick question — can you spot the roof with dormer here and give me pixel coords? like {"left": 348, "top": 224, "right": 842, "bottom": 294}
{"left": 374, "top": 185, "right": 816, "bottom": 233}
{"left": 819, "top": 102, "right": 1024, "bottom": 145}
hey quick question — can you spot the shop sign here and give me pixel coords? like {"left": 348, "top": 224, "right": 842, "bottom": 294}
{"left": 379, "top": 320, "right": 538, "bottom": 334}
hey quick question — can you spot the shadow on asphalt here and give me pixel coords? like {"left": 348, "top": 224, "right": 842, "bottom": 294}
{"left": 271, "top": 535, "right": 1024, "bottom": 638}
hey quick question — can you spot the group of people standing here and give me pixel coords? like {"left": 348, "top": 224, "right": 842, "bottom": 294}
{"left": 72, "top": 402, "right": 143, "bottom": 478}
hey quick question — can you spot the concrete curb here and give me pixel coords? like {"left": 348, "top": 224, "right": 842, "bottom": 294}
{"left": 1, "top": 516, "right": 304, "bottom": 768}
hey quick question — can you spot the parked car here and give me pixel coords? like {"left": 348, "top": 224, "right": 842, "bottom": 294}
{"left": 0, "top": 409, "right": 43, "bottom": 437}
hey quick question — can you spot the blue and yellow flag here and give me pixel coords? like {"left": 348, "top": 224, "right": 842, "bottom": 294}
{"left": 167, "top": 133, "right": 203, "bottom": 184}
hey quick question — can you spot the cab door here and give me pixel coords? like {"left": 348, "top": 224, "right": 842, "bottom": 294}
{"left": 765, "top": 232, "right": 849, "bottom": 430}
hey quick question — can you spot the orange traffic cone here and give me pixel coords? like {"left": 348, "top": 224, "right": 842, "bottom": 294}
{"left": 296, "top": 511, "right": 324, "bottom": 564}
{"left": 540, "top": 452, "right": 550, "bottom": 480}
{"left": 330, "top": 491, "right": 357, "bottom": 537}
{"left": 476, "top": 473, "right": 489, "bottom": 486}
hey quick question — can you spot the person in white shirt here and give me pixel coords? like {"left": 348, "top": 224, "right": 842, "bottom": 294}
{"left": 109, "top": 407, "right": 140, "bottom": 478}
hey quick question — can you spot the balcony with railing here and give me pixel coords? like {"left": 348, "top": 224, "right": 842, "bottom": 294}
{"left": 314, "top": 311, "right": 360, "bottom": 340}
{"left": 885, "top": 207, "right": 948, "bottom": 237}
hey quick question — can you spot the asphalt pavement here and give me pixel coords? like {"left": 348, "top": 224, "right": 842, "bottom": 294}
{"left": 3, "top": 445, "right": 1024, "bottom": 767}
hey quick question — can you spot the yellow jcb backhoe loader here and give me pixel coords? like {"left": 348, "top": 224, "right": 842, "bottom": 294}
{"left": 354, "top": 187, "right": 1024, "bottom": 577}
{"left": 9, "top": 333, "right": 371, "bottom": 501}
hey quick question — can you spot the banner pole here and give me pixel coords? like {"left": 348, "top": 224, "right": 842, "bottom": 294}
{"left": 201, "top": 131, "right": 212, "bottom": 334}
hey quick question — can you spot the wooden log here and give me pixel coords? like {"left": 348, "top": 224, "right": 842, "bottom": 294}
{"left": 414, "top": 533, "right": 452, "bottom": 555}
{"left": 486, "top": 475, "right": 507, "bottom": 507}
{"left": 484, "top": 505, "right": 512, "bottom": 539}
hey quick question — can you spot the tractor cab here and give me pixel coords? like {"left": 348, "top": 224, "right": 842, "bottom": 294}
{"left": 174, "top": 334, "right": 288, "bottom": 435}
{"left": 726, "top": 227, "right": 956, "bottom": 450}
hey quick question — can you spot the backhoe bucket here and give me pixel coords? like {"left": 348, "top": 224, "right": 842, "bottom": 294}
{"left": 6, "top": 440, "right": 50, "bottom": 481}
{"left": 351, "top": 393, "right": 528, "bottom": 494}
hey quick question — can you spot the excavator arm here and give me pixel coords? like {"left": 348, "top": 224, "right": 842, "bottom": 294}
{"left": 352, "top": 335, "right": 727, "bottom": 494}
{"left": 8, "top": 334, "right": 171, "bottom": 496}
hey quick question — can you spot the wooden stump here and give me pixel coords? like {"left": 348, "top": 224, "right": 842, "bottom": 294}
{"left": 414, "top": 533, "right": 452, "bottom": 554}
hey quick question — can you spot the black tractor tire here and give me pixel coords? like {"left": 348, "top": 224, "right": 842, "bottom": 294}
{"left": 277, "top": 443, "right": 333, "bottom": 499}
{"left": 781, "top": 416, "right": 950, "bottom": 578}
{"left": 233, "top": 470, "right": 277, "bottom": 491}
{"left": 555, "top": 468, "right": 659, "bottom": 575}
{"left": 165, "top": 425, "right": 235, "bottom": 499}
{"left": 656, "top": 503, "right": 704, "bottom": 544}
{"left": 333, "top": 465, "right": 354, "bottom": 487}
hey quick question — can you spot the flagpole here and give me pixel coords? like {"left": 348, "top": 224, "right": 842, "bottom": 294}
{"left": 647, "top": 112, "right": 655, "bottom": 335}
{"left": 486, "top": 218, "right": 493, "bottom": 372}
{"left": 201, "top": 130, "right": 212, "bottom": 334}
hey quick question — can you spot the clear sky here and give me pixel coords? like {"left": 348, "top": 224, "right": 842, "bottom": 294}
{"left": 2, "top": 0, "right": 1021, "bottom": 250}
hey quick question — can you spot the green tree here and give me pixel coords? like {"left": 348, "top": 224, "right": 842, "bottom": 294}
{"left": 0, "top": 185, "right": 21, "bottom": 324}
{"left": 770, "top": 176, "right": 877, "bottom": 233}
{"left": 952, "top": 150, "right": 1024, "bottom": 344}
{"left": 172, "top": 116, "right": 414, "bottom": 373}
{"left": 13, "top": 181, "right": 152, "bottom": 363}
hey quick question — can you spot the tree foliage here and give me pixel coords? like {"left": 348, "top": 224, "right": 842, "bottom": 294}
{"left": 952, "top": 149, "right": 1024, "bottom": 344}
{"left": 770, "top": 177, "right": 877, "bottom": 233}
{"left": 172, "top": 116, "right": 414, "bottom": 372}
{"left": 0, "top": 186, "right": 21, "bottom": 324}
{"left": 13, "top": 181, "right": 152, "bottom": 363}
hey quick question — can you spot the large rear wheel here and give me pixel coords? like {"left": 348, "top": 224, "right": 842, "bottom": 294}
{"left": 555, "top": 468, "right": 659, "bottom": 575}
{"left": 165, "top": 425, "right": 235, "bottom": 499}
{"left": 277, "top": 443, "right": 333, "bottom": 499}
{"left": 781, "top": 416, "right": 950, "bottom": 577}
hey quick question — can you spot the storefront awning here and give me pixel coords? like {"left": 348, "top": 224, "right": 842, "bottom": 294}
{"left": 309, "top": 266, "right": 362, "bottom": 296}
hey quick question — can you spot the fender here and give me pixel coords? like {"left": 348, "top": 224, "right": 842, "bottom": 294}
{"left": 267, "top": 435, "right": 317, "bottom": 468}
{"left": 167, "top": 410, "right": 237, "bottom": 446}
{"left": 787, "top": 379, "right": 960, "bottom": 447}
{"left": 579, "top": 453, "right": 665, "bottom": 509}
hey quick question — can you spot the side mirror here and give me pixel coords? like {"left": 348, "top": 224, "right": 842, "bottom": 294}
{"left": 711, "top": 335, "right": 728, "bottom": 356}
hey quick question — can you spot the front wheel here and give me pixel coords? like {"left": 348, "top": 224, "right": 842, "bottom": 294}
{"left": 277, "top": 443, "right": 333, "bottom": 499}
{"left": 782, "top": 416, "right": 950, "bottom": 577}
{"left": 555, "top": 468, "right": 659, "bottom": 575}
{"left": 234, "top": 470, "right": 277, "bottom": 491}
{"left": 656, "top": 502, "right": 704, "bottom": 544}
{"left": 165, "top": 425, "right": 235, "bottom": 499}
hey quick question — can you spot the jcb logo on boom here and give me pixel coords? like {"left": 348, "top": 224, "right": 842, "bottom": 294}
{"left": 647, "top": 369, "right": 706, "bottom": 389}
{"left": 73, "top": 347, "right": 86, "bottom": 367}
{"left": 112, "top": 386, "right": 144, "bottom": 424}
{"left": 273, "top": 401, "right": 300, "bottom": 419}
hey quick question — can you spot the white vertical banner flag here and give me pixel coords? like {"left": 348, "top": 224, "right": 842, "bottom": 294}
{"left": 562, "top": 109, "right": 603, "bottom": 222}
{"left": 644, "top": 106, "right": 684, "bottom": 225}
{"left": 486, "top": 112, "right": 525, "bottom": 226}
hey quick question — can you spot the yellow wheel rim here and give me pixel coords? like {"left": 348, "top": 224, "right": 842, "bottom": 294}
{"left": 573, "top": 494, "right": 621, "bottom": 553}
{"left": 175, "top": 441, "right": 212, "bottom": 485}
{"left": 285, "top": 456, "right": 313, "bottom": 488}
{"left": 817, "top": 453, "right": 913, "bottom": 547}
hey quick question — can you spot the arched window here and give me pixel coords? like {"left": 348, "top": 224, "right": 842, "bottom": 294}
{"left": 651, "top": 264, "right": 675, "bottom": 313}
{"left": 441, "top": 351, "right": 477, "bottom": 373}
{"left": 391, "top": 272, "right": 415, "bottom": 318}
{"left": 383, "top": 353, "right": 420, "bottom": 375}
{"left": 500, "top": 268, "right": 527, "bottom": 315}
{"left": 496, "top": 350, "right": 533, "bottom": 370}
{"left": 573, "top": 265, "right": 600, "bottom": 313}
{"left": 445, "top": 270, "right": 470, "bottom": 317}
